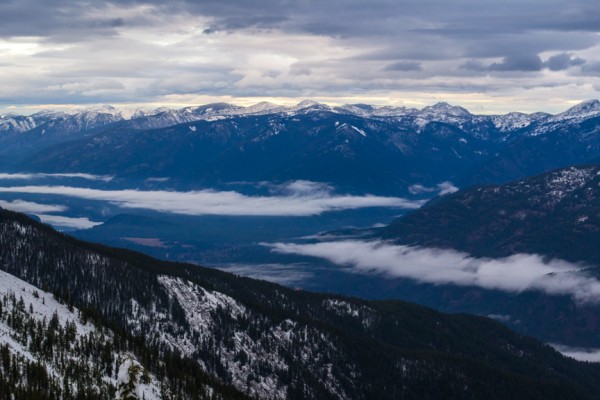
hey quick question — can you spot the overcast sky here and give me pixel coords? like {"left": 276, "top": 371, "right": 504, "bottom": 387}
{"left": 1, "top": 0, "right": 599, "bottom": 114}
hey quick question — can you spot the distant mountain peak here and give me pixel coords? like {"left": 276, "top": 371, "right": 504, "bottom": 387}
{"left": 431, "top": 101, "right": 453, "bottom": 108}
{"left": 290, "top": 100, "right": 334, "bottom": 114}
{"left": 552, "top": 99, "right": 600, "bottom": 121}
{"left": 424, "top": 102, "right": 472, "bottom": 117}
{"left": 243, "top": 101, "right": 282, "bottom": 113}
{"left": 561, "top": 99, "right": 600, "bottom": 115}
{"left": 573, "top": 98, "right": 600, "bottom": 108}
{"left": 73, "top": 104, "right": 118, "bottom": 114}
{"left": 348, "top": 103, "right": 375, "bottom": 111}
{"left": 296, "top": 99, "right": 321, "bottom": 108}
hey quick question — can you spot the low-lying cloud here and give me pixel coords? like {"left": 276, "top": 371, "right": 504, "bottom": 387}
{"left": 271, "top": 180, "right": 333, "bottom": 196}
{"left": 268, "top": 240, "right": 600, "bottom": 303}
{"left": 0, "top": 198, "right": 101, "bottom": 230}
{"left": 0, "top": 199, "right": 67, "bottom": 214}
{"left": 0, "top": 183, "right": 423, "bottom": 216}
{"left": 551, "top": 344, "right": 600, "bottom": 362}
{"left": 216, "top": 263, "right": 313, "bottom": 286}
{"left": 408, "top": 181, "right": 459, "bottom": 196}
{"left": 36, "top": 214, "right": 102, "bottom": 230}
{"left": 0, "top": 172, "right": 113, "bottom": 182}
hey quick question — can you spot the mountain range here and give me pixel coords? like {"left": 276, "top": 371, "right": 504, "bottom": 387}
{"left": 2, "top": 100, "right": 600, "bottom": 193}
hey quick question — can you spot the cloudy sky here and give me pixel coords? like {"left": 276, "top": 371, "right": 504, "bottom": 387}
{"left": 1, "top": 0, "right": 599, "bottom": 114}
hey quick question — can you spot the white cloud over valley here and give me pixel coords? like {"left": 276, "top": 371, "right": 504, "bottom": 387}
{"left": 552, "top": 344, "right": 600, "bottom": 362}
{"left": 268, "top": 240, "right": 600, "bottom": 303}
{"left": 36, "top": 215, "right": 102, "bottom": 230}
{"left": 0, "top": 183, "right": 422, "bottom": 216}
{"left": 0, "top": 173, "right": 113, "bottom": 182}
{"left": 0, "top": 198, "right": 100, "bottom": 230}
{"left": 0, "top": 199, "right": 67, "bottom": 214}
{"left": 408, "top": 182, "right": 459, "bottom": 196}
{"left": 216, "top": 263, "right": 314, "bottom": 286}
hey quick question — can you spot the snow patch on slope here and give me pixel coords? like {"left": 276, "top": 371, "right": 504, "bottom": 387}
{"left": 0, "top": 270, "right": 94, "bottom": 337}
{"left": 117, "top": 355, "right": 161, "bottom": 400}
{"left": 158, "top": 275, "right": 350, "bottom": 400}
{"left": 0, "top": 269, "right": 163, "bottom": 398}
{"left": 351, "top": 126, "right": 367, "bottom": 137}
{"left": 544, "top": 167, "right": 595, "bottom": 203}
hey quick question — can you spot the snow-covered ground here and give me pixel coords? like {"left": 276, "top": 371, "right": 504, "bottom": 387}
{"left": 159, "top": 275, "right": 350, "bottom": 399}
{"left": 0, "top": 269, "right": 162, "bottom": 399}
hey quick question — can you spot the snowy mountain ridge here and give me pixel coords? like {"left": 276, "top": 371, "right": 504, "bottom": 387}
{"left": 2, "top": 99, "right": 599, "bottom": 136}
{"left": 11, "top": 98, "right": 600, "bottom": 196}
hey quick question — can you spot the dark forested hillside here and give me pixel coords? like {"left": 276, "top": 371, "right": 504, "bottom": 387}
{"left": 381, "top": 164, "right": 600, "bottom": 264}
{"left": 2, "top": 207, "right": 600, "bottom": 399}
{"left": 0, "top": 264, "right": 250, "bottom": 400}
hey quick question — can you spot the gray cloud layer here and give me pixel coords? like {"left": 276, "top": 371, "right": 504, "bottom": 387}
{"left": 269, "top": 240, "right": 600, "bottom": 303}
{"left": 0, "top": 182, "right": 422, "bottom": 216}
{"left": 1, "top": 0, "right": 599, "bottom": 113}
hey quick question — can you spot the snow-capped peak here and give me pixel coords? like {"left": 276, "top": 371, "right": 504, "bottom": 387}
{"left": 553, "top": 99, "right": 600, "bottom": 121}
{"left": 423, "top": 102, "right": 472, "bottom": 117}
{"left": 296, "top": 99, "right": 321, "bottom": 109}
{"left": 242, "top": 101, "right": 285, "bottom": 114}
{"left": 68, "top": 104, "right": 120, "bottom": 116}
{"left": 528, "top": 99, "right": 600, "bottom": 135}
{"left": 285, "top": 100, "right": 334, "bottom": 114}
{"left": 491, "top": 112, "right": 544, "bottom": 132}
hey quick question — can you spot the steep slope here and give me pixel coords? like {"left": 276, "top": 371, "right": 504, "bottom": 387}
{"left": 0, "top": 270, "right": 161, "bottom": 399}
{"left": 2, "top": 208, "right": 600, "bottom": 399}
{"left": 0, "top": 269, "right": 245, "bottom": 399}
{"left": 381, "top": 164, "right": 600, "bottom": 264}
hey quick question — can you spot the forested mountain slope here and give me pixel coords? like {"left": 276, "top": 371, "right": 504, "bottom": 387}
{"left": 381, "top": 164, "right": 600, "bottom": 264}
{"left": 1, "top": 208, "right": 600, "bottom": 399}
